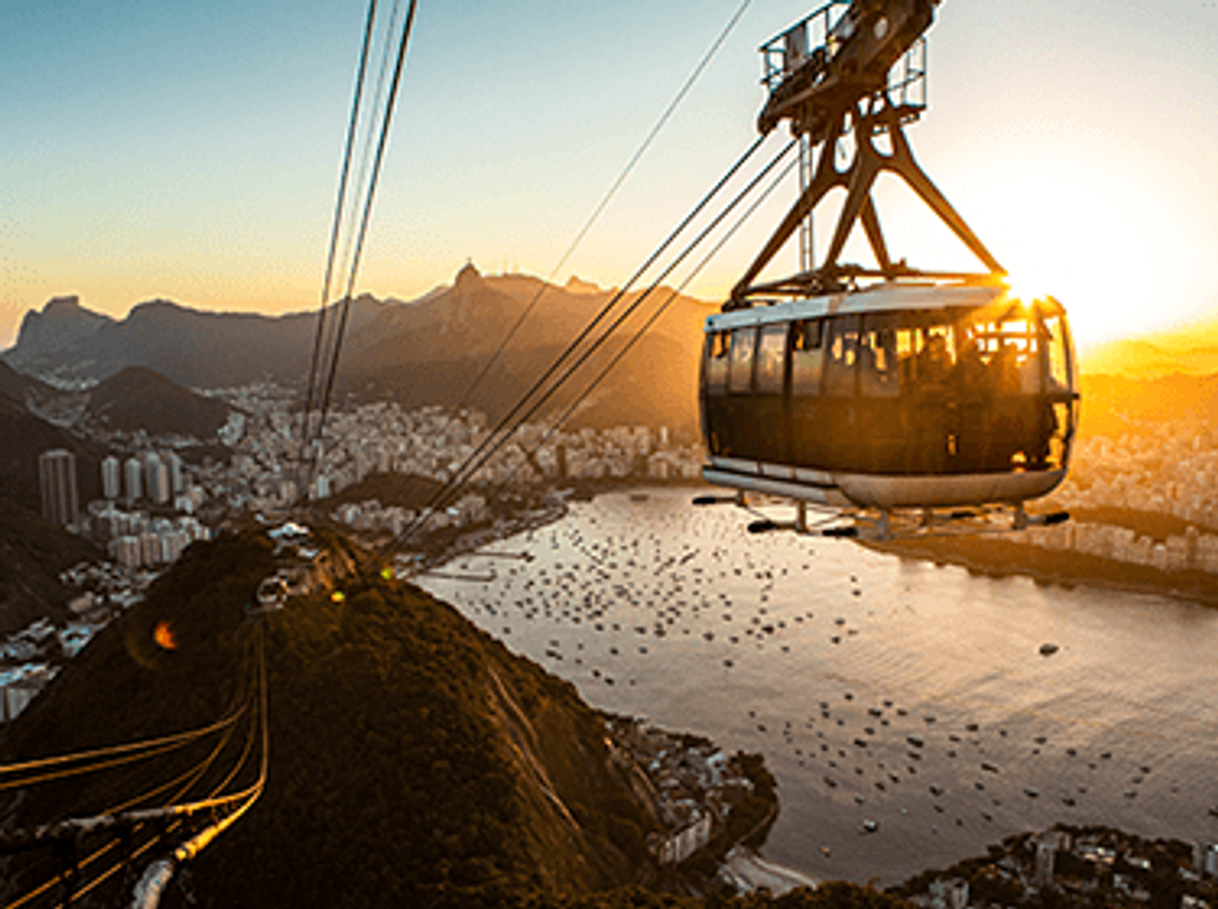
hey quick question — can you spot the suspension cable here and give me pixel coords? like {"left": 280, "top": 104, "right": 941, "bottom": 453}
{"left": 301, "top": 0, "right": 380, "bottom": 464}
{"left": 399, "top": 136, "right": 794, "bottom": 543}
{"left": 498, "top": 152, "right": 802, "bottom": 490}
{"left": 398, "top": 133, "right": 774, "bottom": 541}
{"left": 444, "top": 0, "right": 755, "bottom": 424}
{"left": 307, "top": 0, "right": 420, "bottom": 496}
{"left": 0, "top": 695, "right": 247, "bottom": 788}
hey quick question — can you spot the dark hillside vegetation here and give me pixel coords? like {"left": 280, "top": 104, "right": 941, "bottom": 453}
{"left": 84, "top": 365, "right": 232, "bottom": 438}
{"left": 0, "top": 497, "right": 100, "bottom": 634}
{"left": 201, "top": 557, "right": 670, "bottom": 906}
{"left": 0, "top": 392, "right": 105, "bottom": 512}
{"left": 0, "top": 532, "right": 275, "bottom": 822}
{"left": 0, "top": 531, "right": 666, "bottom": 907}
{"left": 0, "top": 530, "right": 911, "bottom": 909}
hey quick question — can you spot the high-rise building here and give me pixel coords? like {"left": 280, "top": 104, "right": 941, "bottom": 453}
{"left": 39, "top": 449, "right": 79, "bottom": 527}
{"left": 124, "top": 457, "right": 143, "bottom": 505}
{"left": 165, "top": 451, "right": 184, "bottom": 495}
{"left": 101, "top": 455, "right": 121, "bottom": 500}
{"left": 145, "top": 452, "right": 170, "bottom": 505}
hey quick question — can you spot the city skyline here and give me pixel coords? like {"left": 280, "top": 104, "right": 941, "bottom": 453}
{"left": 3, "top": 1, "right": 1216, "bottom": 353}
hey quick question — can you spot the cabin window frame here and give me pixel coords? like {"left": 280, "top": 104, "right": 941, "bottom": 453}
{"left": 822, "top": 314, "right": 861, "bottom": 398}
{"left": 858, "top": 313, "right": 901, "bottom": 398}
{"left": 789, "top": 318, "right": 825, "bottom": 398}
{"left": 728, "top": 326, "right": 758, "bottom": 395}
{"left": 703, "top": 330, "right": 731, "bottom": 397}
{"left": 754, "top": 323, "right": 788, "bottom": 396}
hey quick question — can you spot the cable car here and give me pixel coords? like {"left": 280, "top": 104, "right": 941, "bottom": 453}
{"left": 700, "top": 283, "right": 1078, "bottom": 511}
{"left": 698, "top": 1, "right": 1078, "bottom": 529}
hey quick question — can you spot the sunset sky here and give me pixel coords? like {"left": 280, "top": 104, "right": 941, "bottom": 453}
{"left": 2, "top": 0, "right": 1216, "bottom": 352}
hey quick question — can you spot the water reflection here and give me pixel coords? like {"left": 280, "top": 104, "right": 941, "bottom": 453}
{"left": 418, "top": 489, "right": 1218, "bottom": 884}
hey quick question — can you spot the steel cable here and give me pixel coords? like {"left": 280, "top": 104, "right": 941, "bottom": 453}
{"left": 308, "top": 0, "right": 420, "bottom": 495}
{"left": 395, "top": 133, "right": 774, "bottom": 543}
{"left": 301, "top": 0, "right": 381, "bottom": 466}
{"left": 441, "top": 0, "right": 756, "bottom": 426}
{"left": 398, "top": 136, "right": 793, "bottom": 543}
{"left": 498, "top": 152, "right": 802, "bottom": 490}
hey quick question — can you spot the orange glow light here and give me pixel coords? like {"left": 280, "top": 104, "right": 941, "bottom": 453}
{"left": 153, "top": 621, "right": 177, "bottom": 651}
{"left": 331, "top": 590, "right": 346, "bottom": 604}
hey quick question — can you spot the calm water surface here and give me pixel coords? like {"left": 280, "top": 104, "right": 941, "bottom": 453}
{"left": 417, "top": 489, "right": 1218, "bottom": 885}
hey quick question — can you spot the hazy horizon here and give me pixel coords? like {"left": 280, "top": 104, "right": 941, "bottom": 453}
{"left": 7, "top": 266, "right": 1218, "bottom": 366}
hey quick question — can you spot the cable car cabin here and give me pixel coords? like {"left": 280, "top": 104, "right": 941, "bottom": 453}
{"left": 699, "top": 284, "right": 1078, "bottom": 511}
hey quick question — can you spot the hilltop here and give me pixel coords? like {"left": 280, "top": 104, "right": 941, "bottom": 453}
{"left": 83, "top": 365, "right": 233, "bottom": 439}
{"left": 0, "top": 530, "right": 812, "bottom": 908}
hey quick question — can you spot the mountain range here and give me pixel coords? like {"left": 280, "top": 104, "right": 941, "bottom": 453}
{"left": 1, "top": 264, "right": 712, "bottom": 435}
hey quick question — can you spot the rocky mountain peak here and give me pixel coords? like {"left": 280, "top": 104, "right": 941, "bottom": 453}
{"left": 8, "top": 296, "right": 114, "bottom": 364}
{"left": 455, "top": 260, "right": 482, "bottom": 290}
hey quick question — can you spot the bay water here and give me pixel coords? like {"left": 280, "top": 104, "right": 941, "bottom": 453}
{"left": 417, "top": 488, "right": 1218, "bottom": 885}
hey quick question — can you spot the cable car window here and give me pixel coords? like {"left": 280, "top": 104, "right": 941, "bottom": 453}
{"left": 985, "top": 319, "right": 1034, "bottom": 395}
{"left": 704, "top": 330, "right": 730, "bottom": 396}
{"left": 858, "top": 315, "right": 900, "bottom": 397}
{"left": 1003, "top": 318, "right": 1042, "bottom": 395}
{"left": 729, "top": 327, "right": 758, "bottom": 394}
{"left": 906, "top": 319, "right": 955, "bottom": 390}
{"left": 790, "top": 319, "right": 824, "bottom": 397}
{"left": 1042, "top": 313, "right": 1072, "bottom": 396}
{"left": 755, "top": 324, "right": 787, "bottom": 395}
{"left": 822, "top": 315, "right": 860, "bottom": 397}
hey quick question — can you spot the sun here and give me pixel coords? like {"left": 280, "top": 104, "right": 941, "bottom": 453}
{"left": 946, "top": 152, "right": 1208, "bottom": 352}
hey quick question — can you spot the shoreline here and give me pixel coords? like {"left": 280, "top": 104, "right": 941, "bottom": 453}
{"left": 394, "top": 479, "right": 1218, "bottom": 623}
{"left": 859, "top": 532, "right": 1218, "bottom": 609}
{"left": 720, "top": 845, "right": 821, "bottom": 896}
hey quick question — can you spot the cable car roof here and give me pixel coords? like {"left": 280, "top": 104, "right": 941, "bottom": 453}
{"left": 705, "top": 282, "right": 1063, "bottom": 332}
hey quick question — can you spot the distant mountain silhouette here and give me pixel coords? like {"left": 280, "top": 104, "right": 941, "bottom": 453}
{"left": 1081, "top": 338, "right": 1218, "bottom": 379}
{"left": 3, "top": 266, "right": 714, "bottom": 433}
{"left": 340, "top": 266, "right": 709, "bottom": 433}
{"left": 8, "top": 295, "right": 115, "bottom": 368}
{"left": 84, "top": 365, "right": 232, "bottom": 439}
{"left": 2, "top": 296, "right": 386, "bottom": 388}
{"left": 1079, "top": 372, "right": 1218, "bottom": 437}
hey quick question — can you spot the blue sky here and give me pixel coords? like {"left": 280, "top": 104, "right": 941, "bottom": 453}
{"left": 2, "top": 0, "right": 1216, "bottom": 349}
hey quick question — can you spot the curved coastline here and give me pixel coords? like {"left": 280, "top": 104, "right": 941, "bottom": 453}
{"left": 859, "top": 532, "right": 1218, "bottom": 608}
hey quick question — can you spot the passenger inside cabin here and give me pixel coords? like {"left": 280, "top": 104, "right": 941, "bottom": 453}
{"left": 916, "top": 333, "right": 952, "bottom": 388}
